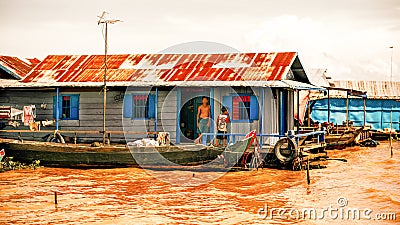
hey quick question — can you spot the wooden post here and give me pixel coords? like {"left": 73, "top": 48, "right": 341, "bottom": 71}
{"left": 297, "top": 89, "right": 300, "bottom": 134}
{"left": 363, "top": 97, "right": 367, "bottom": 127}
{"left": 210, "top": 87, "right": 214, "bottom": 133}
{"left": 18, "top": 132, "right": 23, "bottom": 143}
{"left": 102, "top": 23, "right": 108, "bottom": 146}
{"left": 390, "top": 107, "right": 393, "bottom": 157}
{"left": 346, "top": 91, "right": 349, "bottom": 127}
{"left": 307, "top": 100, "right": 311, "bottom": 127}
{"left": 154, "top": 87, "right": 158, "bottom": 135}
{"left": 260, "top": 87, "right": 265, "bottom": 147}
{"left": 54, "top": 192, "right": 58, "bottom": 205}
{"left": 56, "top": 87, "right": 60, "bottom": 130}
{"left": 176, "top": 88, "right": 181, "bottom": 144}
{"left": 306, "top": 157, "right": 310, "bottom": 185}
{"left": 296, "top": 89, "right": 300, "bottom": 146}
{"left": 327, "top": 89, "right": 330, "bottom": 123}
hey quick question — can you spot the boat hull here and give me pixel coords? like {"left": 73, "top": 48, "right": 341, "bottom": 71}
{"left": 0, "top": 139, "right": 222, "bottom": 168}
{"left": 325, "top": 127, "right": 364, "bottom": 149}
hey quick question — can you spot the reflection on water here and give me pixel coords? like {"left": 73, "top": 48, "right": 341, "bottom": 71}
{"left": 0, "top": 142, "right": 399, "bottom": 224}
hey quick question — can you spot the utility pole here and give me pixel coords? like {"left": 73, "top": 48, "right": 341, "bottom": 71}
{"left": 97, "top": 11, "right": 122, "bottom": 145}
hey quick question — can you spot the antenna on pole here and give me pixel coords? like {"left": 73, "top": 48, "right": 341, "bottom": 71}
{"left": 97, "top": 11, "right": 107, "bottom": 25}
{"left": 97, "top": 11, "right": 122, "bottom": 145}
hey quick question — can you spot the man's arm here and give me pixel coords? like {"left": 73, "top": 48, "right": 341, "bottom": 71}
{"left": 197, "top": 106, "right": 200, "bottom": 128}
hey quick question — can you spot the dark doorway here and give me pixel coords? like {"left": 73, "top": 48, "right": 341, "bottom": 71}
{"left": 179, "top": 88, "right": 210, "bottom": 143}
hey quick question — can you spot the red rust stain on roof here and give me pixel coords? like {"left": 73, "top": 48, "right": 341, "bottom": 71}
{"left": 21, "top": 52, "right": 299, "bottom": 83}
{"left": 0, "top": 55, "right": 37, "bottom": 79}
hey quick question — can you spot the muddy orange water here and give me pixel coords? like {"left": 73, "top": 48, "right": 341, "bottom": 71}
{"left": 0, "top": 142, "right": 399, "bottom": 224}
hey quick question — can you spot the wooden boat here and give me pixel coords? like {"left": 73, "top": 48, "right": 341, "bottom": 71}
{"left": 0, "top": 138, "right": 223, "bottom": 168}
{"left": 221, "top": 136, "right": 253, "bottom": 168}
{"left": 370, "top": 130, "right": 398, "bottom": 141}
{"left": 324, "top": 127, "right": 364, "bottom": 149}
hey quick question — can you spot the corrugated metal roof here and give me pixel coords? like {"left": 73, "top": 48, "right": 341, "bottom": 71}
{"left": 20, "top": 52, "right": 303, "bottom": 86}
{"left": 330, "top": 81, "right": 400, "bottom": 99}
{"left": 0, "top": 56, "right": 36, "bottom": 79}
{"left": 307, "top": 68, "right": 332, "bottom": 87}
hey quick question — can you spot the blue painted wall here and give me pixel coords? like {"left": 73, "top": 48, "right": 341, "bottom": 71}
{"left": 311, "top": 98, "right": 400, "bottom": 131}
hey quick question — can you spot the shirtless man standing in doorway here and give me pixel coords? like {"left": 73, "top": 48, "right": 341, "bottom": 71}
{"left": 194, "top": 96, "right": 210, "bottom": 144}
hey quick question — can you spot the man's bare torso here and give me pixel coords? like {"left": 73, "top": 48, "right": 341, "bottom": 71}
{"left": 198, "top": 105, "right": 210, "bottom": 119}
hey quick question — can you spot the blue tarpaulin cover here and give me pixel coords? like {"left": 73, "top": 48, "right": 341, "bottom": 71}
{"left": 311, "top": 98, "right": 400, "bottom": 131}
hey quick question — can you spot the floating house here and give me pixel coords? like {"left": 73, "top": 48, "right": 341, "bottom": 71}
{"left": 310, "top": 79, "right": 400, "bottom": 131}
{"left": 0, "top": 52, "right": 317, "bottom": 144}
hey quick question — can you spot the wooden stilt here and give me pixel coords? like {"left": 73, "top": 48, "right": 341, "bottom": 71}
{"left": 306, "top": 157, "right": 310, "bottom": 185}
{"left": 54, "top": 192, "right": 58, "bottom": 205}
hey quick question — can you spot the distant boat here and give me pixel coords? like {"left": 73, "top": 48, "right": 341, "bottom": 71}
{"left": 325, "top": 127, "right": 364, "bottom": 149}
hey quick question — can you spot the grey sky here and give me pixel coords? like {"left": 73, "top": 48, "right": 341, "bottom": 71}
{"left": 0, "top": 0, "right": 399, "bottom": 80}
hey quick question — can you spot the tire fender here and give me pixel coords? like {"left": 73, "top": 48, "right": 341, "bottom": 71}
{"left": 274, "top": 137, "right": 297, "bottom": 164}
{"left": 46, "top": 133, "right": 65, "bottom": 143}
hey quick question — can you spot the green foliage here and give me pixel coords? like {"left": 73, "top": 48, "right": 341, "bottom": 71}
{"left": 0, "top": 157, "right": 41, "bottom": 172}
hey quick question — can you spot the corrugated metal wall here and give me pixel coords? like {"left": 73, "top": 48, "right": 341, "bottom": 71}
{"left": 311, "top": 98, "right": 400, "bottom": 130}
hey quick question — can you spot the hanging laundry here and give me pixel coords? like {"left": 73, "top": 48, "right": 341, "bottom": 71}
{"left": 23, "top": 105, "right": 35, "bottom": 126}
{"left": 11, "top": 107, "right": 24, "bottom": 121}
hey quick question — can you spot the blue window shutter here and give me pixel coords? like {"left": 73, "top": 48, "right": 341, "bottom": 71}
{"left": 222, "top": 96, "right": 233, "bottom": 113}
{"left": 147, "top": 94, "right": 156, "bottom": 118}
{"left": 123, "top": 94, "right": 133, "bottom": 118}
{"left": 250, "top": 95, "right": 259, "bottom": 120}
{"left": 53, "top": 96, "right": 62, "bottom": 119}
{"left": 70, "top": 94, "right": 79, "bottom": 120}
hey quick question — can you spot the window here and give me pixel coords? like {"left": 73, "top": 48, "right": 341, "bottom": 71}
{"left": 53, "top": 94, "right": 79, "bottom": 120}
{"left": 232, "top": 95, "right": 251, "bottom": 120}
{"left": 222, "top": 94, "right": 259, "bottom": 122}
{"left": 133, "top": 95, "right": 149, "bottom": 119}
{"left": 62, "top": 96, "right": 71, "bottom": 118}
{"left": 123, "top": 94, "right": 155, "bottom": 119}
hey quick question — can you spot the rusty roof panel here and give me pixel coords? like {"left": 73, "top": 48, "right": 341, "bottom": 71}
{"left": 68, "top": 55, "right": 89, "bottom": 71}
{"left": 0, "top": 56, "right": 36, "bottom": 79}
{"left": 106, "top": 54, "right": 129, "bottom": 69}
{"left": 35, "top": 55, "right": 65, "bottom": 70}
{"left": 52, "top": 55, "right": 74, "bottom": 70}
{"left": 20, "top": 52, "right": 301, "bottom": 85}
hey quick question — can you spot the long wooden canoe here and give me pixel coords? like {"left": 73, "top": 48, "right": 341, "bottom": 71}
{"left": 0, "top": 138, "right": 223, "bottom": 168}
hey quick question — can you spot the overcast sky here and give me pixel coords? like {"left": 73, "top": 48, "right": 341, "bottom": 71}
{"left": 0, "top": 0, "right": 399, "bottom": 80}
